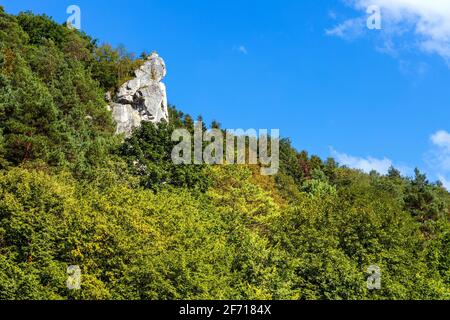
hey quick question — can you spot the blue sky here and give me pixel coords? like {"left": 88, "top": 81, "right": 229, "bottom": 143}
{"left": 3, "top": 0, "right": 450, "bottom": 187}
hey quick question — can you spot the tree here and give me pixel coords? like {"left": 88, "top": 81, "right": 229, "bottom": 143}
{"left": 117, "top": 121, "right": 210, "bottom": 192}
{"left": 404, "top": 168, "right": 446, "bottom": 222}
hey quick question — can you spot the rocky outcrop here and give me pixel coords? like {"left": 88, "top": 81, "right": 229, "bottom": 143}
{"left": 109, "top": 52, "right": 169, "bottom": 136}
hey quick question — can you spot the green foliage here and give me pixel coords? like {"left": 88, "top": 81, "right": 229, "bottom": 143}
{"left": 117, "top": 121, "right": 211, "bottom": 192}
{"left": 404, "top": 168, "right": 447, "bottom": 222}
{"left": 278, "top": 139, "right": 303, "bottom": 185}
{"left": 0, "top": 10, "right": 118, "bottom": 176}
{"left": 0, "top": 9, "right": 449, "bottom": 300}
{"left": 91, "top": 44, "right": 145, "bottom": 92}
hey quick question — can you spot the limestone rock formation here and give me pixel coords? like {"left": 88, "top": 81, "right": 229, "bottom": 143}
{"left": 109, "top": 52, "right": 169, "bottom": 136}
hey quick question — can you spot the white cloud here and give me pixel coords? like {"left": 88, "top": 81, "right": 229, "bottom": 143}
{"left": 328, "top": 132, "right": 450, "bottom": 191}
{"left": 330, "top": 147, "right": 394, "bottom": 174}
{"left": 237, "top": 45, "right": 248, "bottom": 55}
{"left": 426, "top": 130, "right": 450, "bottom": 190}
{"left": 428, "top": 130, "right": 450, "bottom": 171}
{"left": 438, "top": 175, "right": 450, "bottom": 190}
{"left": 330, "top": 0, "right": 450, "bottom": 61}
{"left": 328, "top": 10, "right": 338, "bottom": 20}
{"left": 431, "top": 130, "right": 450, "bottom": 151}
{"left": 330, "top": 147, "right": 413, "bottom": 176}
{"left": 398, "top": 59, "right": 429, "bottom": 77}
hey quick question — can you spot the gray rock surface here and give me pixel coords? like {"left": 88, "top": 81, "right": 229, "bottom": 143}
{"left": 109, "top": 52, "right": 169, "bottom": 136}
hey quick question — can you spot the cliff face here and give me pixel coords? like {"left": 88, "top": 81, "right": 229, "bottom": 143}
{"left": 108, "top": 52, "right": 169, "bottom": 136}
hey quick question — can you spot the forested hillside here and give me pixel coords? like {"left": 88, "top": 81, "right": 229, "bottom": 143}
{"left": 1, "top": 8, "right": 450, "bottom": 300}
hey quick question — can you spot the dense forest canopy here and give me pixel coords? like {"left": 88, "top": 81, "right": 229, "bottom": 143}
{"left": 0, "top": 8, "right": 450, "bottom": 299}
